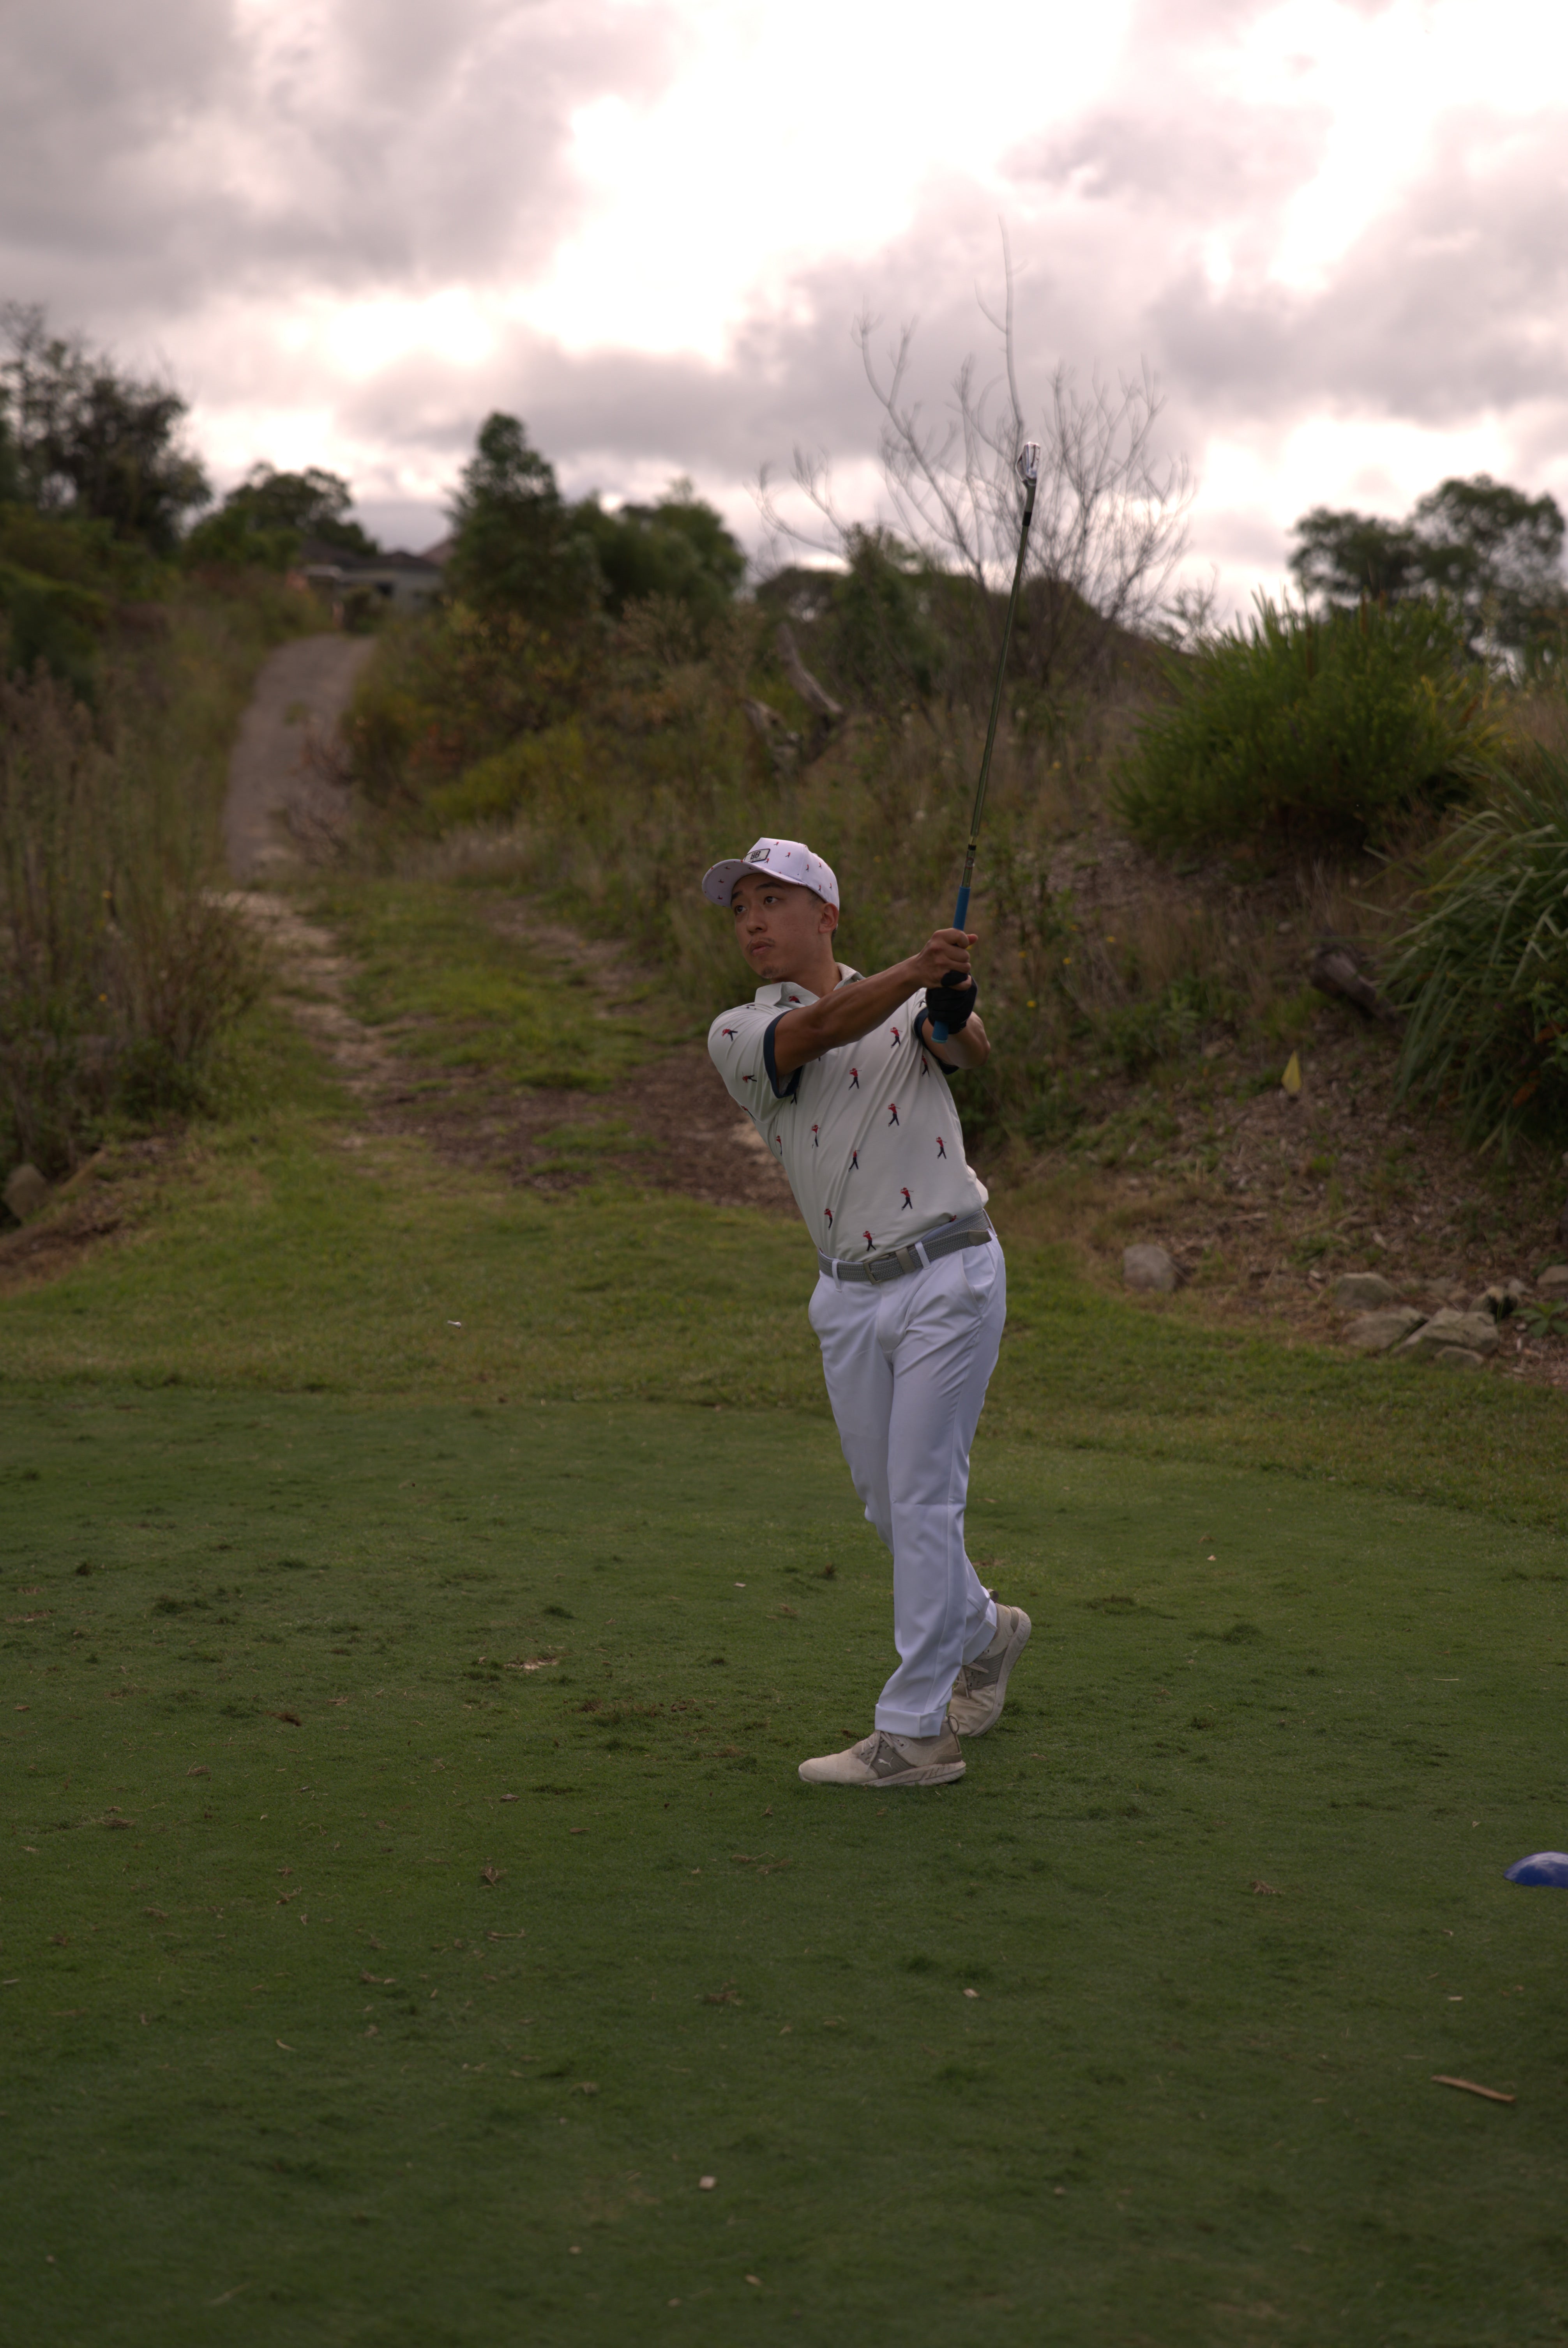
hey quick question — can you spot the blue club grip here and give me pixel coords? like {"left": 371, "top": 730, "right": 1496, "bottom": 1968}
{"left": 930, "top": 884, "right": 973, "bottom": 1043}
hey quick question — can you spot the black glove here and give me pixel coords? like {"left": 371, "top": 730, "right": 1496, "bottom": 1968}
{"left": 923, "top": 978, "right": 977, "bottom": 1034}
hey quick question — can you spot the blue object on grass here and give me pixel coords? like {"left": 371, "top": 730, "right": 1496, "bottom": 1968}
{"left": 1505, "top": 1851, "right": 1568, "bottom": 1887}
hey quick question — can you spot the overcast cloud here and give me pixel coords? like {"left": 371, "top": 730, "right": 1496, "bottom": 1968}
{"left": 2, "top": 0, "right": 1564, "bottom": 607}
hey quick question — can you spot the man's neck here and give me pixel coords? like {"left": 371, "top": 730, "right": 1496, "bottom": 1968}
{"left": 771, "top": 951, "right": 841, "bottom": 998}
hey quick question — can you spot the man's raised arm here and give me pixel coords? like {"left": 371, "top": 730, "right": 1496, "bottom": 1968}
{"left": 771, "top": 927, "right": 990, "bottom": 1075}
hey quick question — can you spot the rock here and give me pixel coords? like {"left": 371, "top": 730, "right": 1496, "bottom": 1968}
{"left": 1431, "top": 1346, "right": 1486, "bottom": 1371}
{"left": 1398, "top": 1308, "right": 1501, "bottom": 1362}
{"left": 1123, "top": 1243, "right": 1178, "bottom": 1294}
{"left": 1333, "top": 1272, "right": 1398, "bottom": 1309}
{"left": 1426, "top": 1280, "right": 1471, "bottom": 1309}
{"left": 3, "top": 1162, "right": 49, "bottom": 1222}
{"left": 1344, "top": 1307, "right": 1427, "bottom": 1354}
{"left": 1536, "top": 1264, "right": 1568, "bottom": 1300}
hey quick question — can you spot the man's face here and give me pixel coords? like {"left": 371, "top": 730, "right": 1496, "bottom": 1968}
{"left": 730, "top": 871, "right": 837, "bottom": 983}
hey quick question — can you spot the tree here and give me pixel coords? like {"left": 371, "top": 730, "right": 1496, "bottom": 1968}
{"left": 1412, "top": 475, "right": 1566, "bottom": 654}
{"left": 444, "top": 412, "right": 598, "bottom": 624}
{"left": 580, "top": 479, "right": 744, "bottom": 633}
{"left": 761, "top": 250, "right": 1191, "bottom": 698}
{"left": 0, "top": 303, "right": 209, "bottom": 552}
{"left": 183, "top": 463, "right": 378, "bottom": 569}
{"left": 1287, "top": 508, "right": 1422, "bottom": 606}
{"left": 1288, "top": 473, "right": 1567, "bottom": 658}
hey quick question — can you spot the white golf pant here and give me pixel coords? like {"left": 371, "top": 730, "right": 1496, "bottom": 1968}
{"left": 809, "top": 1237, "right": 1006, "bottom": 1739}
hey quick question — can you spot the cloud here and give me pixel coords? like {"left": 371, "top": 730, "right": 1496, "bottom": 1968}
{"left": 2, "top": 0, "right": 1565, "bottom": 606}
{"left": 0, "top": 0, "right": 680, "bottom": 324}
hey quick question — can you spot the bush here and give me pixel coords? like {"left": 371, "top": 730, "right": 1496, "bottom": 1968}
{"left": 0, "top": 656, "right": 260, "bottom": 1175}
{"left": 429, "top": 721, "right": 588, "bottom": 829}
{"left": 1386, "top": 746, "right": 1568, "bottom": 1147}
{"left": 1116, "top": 595, "right": 1497, "bottom": 852}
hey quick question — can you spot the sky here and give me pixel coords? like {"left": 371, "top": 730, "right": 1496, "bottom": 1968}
{"left": 3, "top": 0, "right": 1566, "bottom": 612}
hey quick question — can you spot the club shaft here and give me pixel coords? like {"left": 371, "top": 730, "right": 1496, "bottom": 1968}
{"left": 931, "top": 471, "right": 1038, "bottom": 1042}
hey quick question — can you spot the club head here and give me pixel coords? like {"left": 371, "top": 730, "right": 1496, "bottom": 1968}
{"left": 1016, "top": 441, "right": 1042, "bottom": 485}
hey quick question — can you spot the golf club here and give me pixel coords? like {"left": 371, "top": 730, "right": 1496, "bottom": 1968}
{"left": 930, "top": 438, "right": 1042, "bottom": 1043}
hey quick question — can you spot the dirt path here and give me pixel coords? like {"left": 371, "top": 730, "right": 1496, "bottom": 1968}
{"left": 214, "top": 633, "right": 791, "bottom": 1214}
{"left": 224, "top": 634, "right": 376, "bottom": 882}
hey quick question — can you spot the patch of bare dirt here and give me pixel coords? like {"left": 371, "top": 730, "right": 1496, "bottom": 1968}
{"left": 0, "top": 1140, "right": 175, "bottom": 1296}
{"left": 222, "top": 891, "right": 401, "bottom": 1093}
{"left": 222, "top": 894, "right": 791, "bottom": 1213}
{"left": 371, "top": 1042, "right": 795, "bottom": 1215}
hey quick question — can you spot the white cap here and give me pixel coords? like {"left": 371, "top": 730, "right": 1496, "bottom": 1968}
{"left": 701, "top": 836, "right": 840, "bottom": 911}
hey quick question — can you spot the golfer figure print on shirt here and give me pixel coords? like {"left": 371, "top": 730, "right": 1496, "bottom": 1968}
{"left": 900, "top": 1187, "right": 913, "bottom": 1211}
{"left": 811, "top": 1124, "right": 820, "bottom": 1147}
{"left": 848, "top": 1147, "right": 860, "bottom": 1171}
{"left": 936, "top": 1135, "right": 947, "bottom": 1159}
{"left": 720, "top": 1026, "right": 736, "bottom": 1040}
{"left": 849, "top": 1066, "right": 860, "bottom": 1090}
{"left": 863, "top": 1230, "right": 875, "bottom": 1251}
{"left": 889, "top": 1025, "right": 901, "bottom": 1048}
{"left": 887, "top": 1102, "right": 900, "bottom": 1126}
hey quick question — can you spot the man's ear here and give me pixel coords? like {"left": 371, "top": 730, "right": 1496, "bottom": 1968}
{"left": 819, "top": 898, "right": 839, "bottom": 935}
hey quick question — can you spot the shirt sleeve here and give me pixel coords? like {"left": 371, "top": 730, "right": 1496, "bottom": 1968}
{"left": 707, "top": 1002, "right": 775, "bottom": 1112}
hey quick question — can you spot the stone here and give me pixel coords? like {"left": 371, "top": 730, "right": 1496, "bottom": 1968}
{"left": 1333, "top": 1272, "right": 1398, "bottom": 1309}
{"left": 1536, "top": 1264, "right": 1568, "bottom": 1300}
{"left": 1398, "top": 1308, "right": 1500, "bottom": 1362}
{"left": 3, "top": 1162, "right": 49, "bottom": 1222}
{"left": 1426, "top": 1280, "right": 1471, "bottom": 1309}
{"left": 1343, "top": 1307, "right": 1426, "bottom": 1355}
{"left": 1431, "top": 1346, "right": 1486, "bottom": 1371}
{"left": 1123, "top": 1243, "right": 1178, "bottom": 1294}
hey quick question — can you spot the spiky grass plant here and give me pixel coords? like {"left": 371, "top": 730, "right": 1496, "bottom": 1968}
{"left": 1387, "top": 745, "right": 1568, "bottom": 1147}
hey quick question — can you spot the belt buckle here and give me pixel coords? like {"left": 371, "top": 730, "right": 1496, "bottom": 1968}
{"left": 865, "top": 1253, "right": 902, "bottom": 1285}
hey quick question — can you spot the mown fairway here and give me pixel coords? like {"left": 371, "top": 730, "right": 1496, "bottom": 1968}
{"left": 4, "top": 1376, "right": 1566, "bottom": 2346}
{"left": 3, "top": 902, "right": 1568, "bottom": 2346}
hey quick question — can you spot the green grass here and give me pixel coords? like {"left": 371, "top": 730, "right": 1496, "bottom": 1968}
{"left": 4, "top": 1389, "right": 1566, "bottom": 2344}
{"left": 6, "top": 893, "right": 1568, "bottom": 2343}
{"left": 302, "top": 879, "right": 664, "bottom": 1090}
{"left": 5, "top": 1011, "right": 1568, "bottom": 1525}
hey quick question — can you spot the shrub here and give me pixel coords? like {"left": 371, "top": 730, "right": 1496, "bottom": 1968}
{"left": 428, "top": 721, "right": 588, "bottom": 829}
{"left": 0, "top": 662, "right": 259, "bottom": 1174}
{"left": 1386, "top": 746, "right": 1568, "bottom": 1147}
{"left": 1116, "top": 595, "right": 1497, "bottom": 852}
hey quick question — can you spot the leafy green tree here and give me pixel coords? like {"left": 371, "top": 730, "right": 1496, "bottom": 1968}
{"left": 1, "top": 303, "right": 209, "bottom": 552}
{"left": 825, "top": 527, "right": 946, "bottom": 711}
{"left": 1411, "top": 474, "right": 1565, "bottom": 653}
{"left": 184, "top": 463, "right": 378, "bottom": 569}
{"left": 580, "top": 480, "right": 744, "bottom": 632}
{"left": 444, "top": 412, "right": 598, "bottom": 625}
{"left": 1288, "top": 507, "right": 1422, "bottom": 606}
{"left": 1289, "top": 473, "right": 1566, "bottom": 656}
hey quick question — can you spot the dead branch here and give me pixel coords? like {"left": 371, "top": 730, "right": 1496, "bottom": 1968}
{"left": 1310, "top": 940, "right": 1402, "bottom": 1029}
{"left": 775, "top": 623, "right": 844, "bottom": 725}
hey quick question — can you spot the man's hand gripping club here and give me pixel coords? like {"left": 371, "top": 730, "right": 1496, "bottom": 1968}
{"left": 771, "top": 926, "right": 989, "bottom": 1078}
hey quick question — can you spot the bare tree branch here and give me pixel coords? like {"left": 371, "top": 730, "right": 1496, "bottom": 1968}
{"left": 756, "top": 244, "right": 1193, "bottom": 700}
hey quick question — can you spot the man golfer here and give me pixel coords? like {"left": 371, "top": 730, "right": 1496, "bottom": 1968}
{"left": 705, "top": 836, "right": 1030, "bottom": 1788}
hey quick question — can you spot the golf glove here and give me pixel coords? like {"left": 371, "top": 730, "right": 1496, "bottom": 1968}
{"left": 923, "top": 978, "right": 977, "bottom": 1034}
